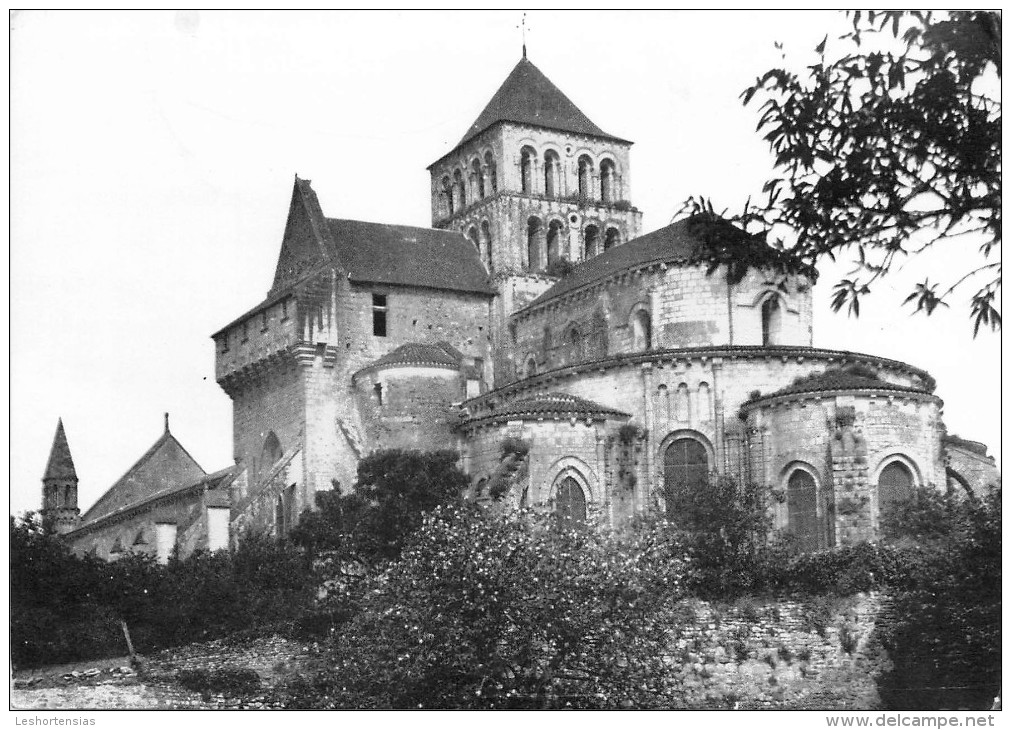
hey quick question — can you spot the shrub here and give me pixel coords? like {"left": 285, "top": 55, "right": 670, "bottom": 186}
{"left": 500, "top": 437, "right": 530, "bottom": 458}
{"left": 545, "top": 258, "right": 576, "bottom": 279}
{"left": 289, "top": 506, "right": 690, "bottom": 708}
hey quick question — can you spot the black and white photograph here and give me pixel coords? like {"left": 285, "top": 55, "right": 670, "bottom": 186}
{"left": 10, "top": 9, "right": 1001, "bottom": 718}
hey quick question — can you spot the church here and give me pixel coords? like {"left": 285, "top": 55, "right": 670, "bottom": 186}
{"left": 41, "top": 52, "right": 1000, "bottom": 560}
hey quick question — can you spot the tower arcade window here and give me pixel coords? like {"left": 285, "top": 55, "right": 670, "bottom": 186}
{"left": 526, "top": 217, "right": 543, "bottom": 270}
{"left": 578, "top": 155, "right": 594, "bottom": 199}
{"left": 468, "top": 226, "right": 481, "bottom": 252}
{"left": 520, "top": 146, "right": 537, "bottom": 194}
{"left": 600, "top": 158, "right": 617, "bottom": 203}
{"left": 453, "top": 169, "right": 466, "bottom": 210}
{"left": 471, "top": 158, "right": 485, "bottom": 199}
{"left": 583, "top": 225, "right": 599, "bottom": 259}
{"left": 544, "top": 149, "right": 561, "bottom": 197}
{"left": 546, "top": 219, "right": 564, "bottom": 266}
{"left": 372, "top": 293, "right": 388, "bottom": 337}
{"left": 663, "top": 437, "right": 709, "bottom": 520}
{"left": 604, "top": 227, "right": 621, "bottom": 250}
{"left": 484, "top": 151, "right": 497, "bottom": 193}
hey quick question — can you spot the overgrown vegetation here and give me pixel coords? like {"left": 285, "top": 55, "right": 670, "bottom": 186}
{"left": 11, "top": 449, "right": 999, "bottom": 710}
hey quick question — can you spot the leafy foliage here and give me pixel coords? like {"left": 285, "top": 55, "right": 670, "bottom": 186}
{"left": 696, "top": 12, "right": 1001, "bottom": 334}
{"left": 873, "top": 486, "right": 1001, "bottom": 709}
{"left": 284, "top": 507, "right": 689, "bottom": 709}
{"left": 10, "top": 516, "right": 316, "bottom": 667}
{"left": 289, "top": 449, "right": 468, "bottom": 563}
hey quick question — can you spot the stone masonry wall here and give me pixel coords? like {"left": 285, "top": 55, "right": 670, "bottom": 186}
{"left": 507, "top": 265, "right": 814, "bottom": 380}
{"left": 354, "top": 366, "right": 466, "bottom": 453}
{"left": 462, "top": 418, "right": 613, "bottom": 513}
{"left": 661, "top": 593, "right": 889, "bottom": 709}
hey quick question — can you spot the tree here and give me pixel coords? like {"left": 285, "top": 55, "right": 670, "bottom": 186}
{"left": 284, "top": 506, "right": 689, "bottom": 709}
{"left": 695, "top": 12, "right": 1001, "bottom": 334}
{"left": 289, "top": 449, "right": 469, "bottom": 563}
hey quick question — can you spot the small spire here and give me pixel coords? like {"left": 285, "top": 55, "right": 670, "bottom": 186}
{"left": 520, "top": 13, "right": 527, "bottom": 58}
{"left": 43, "top": 418, "right": 78, "bottom": 481}
{"left": 164, "top": 412, "right": 170, "bottom": 434}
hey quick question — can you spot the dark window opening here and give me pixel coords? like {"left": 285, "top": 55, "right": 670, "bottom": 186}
{"left": 374, "top": 382, "right": 383, "bottom": 406}
{"left": 663, "top": 438, "right": 709, "bottom": 521}
{"left": 761, "top": 296, "right": 782, "bottom": 346}
{"left": 787, "top": 469, "right": 820, "bottom": 551}
{"left": 372, "top": 293, "right": 388, "bottom": 337}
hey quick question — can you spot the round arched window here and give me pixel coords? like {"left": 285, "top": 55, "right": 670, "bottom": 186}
{"left": 878, "top": 461, "right": 914, "bottom": 511}
{"left": 555, "top": 477, "right": 586, "bottom": 523}
{"left": 787, "top": 469, "right": 819, "bottom": 550}
{"left": 663, "top": 438, "right": 709, "bottom": 519}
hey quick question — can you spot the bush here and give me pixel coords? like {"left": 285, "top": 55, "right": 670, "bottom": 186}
{"left": 499, "top": 437, "right": 530, "bottom": 458}
{"left": 287, "top": 506, "right": 690, "bottom": 708}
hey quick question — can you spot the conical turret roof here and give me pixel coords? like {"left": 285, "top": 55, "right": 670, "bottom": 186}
{"left": 43, "top": 419, "right": 78, "bottom": 481}
{"left": 457, "top": 56, "right": 629, "bottom": 146}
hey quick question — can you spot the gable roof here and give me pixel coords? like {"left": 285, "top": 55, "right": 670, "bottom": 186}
{"left": 326, "top": 218, "right": 493, "bottom": 295}
{"left": 80, "top": 428, "right": 206, "bottom": 525}
{"left": 263, "top": 177, "right": 493, "bottom": 303}
{"left": 43, "top": 419, "right": 77, "bottom": 481}
{"left": 457, "top": 57, "right": 629, "bottom": 147}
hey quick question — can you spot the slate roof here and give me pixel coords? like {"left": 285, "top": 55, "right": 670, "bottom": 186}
{"left": 457, "top": 57, "right": 629, "bottom": 147}
{"left": 326, "top": 218, "right": 493, "bottom": 295}
{"left": 362, "top": 342, "right": 462, "bottom": 372}
{"left": 43, "top": 419, "right": 77, "bottom": 481}
{"left": 464, "top": 392, "right": 630, "bottom": 425}
{"left": 756, "top": 370, "right": 930, "bottom": 402}
{"left": 80, "top": 429, "right": 207, "bottom": 524}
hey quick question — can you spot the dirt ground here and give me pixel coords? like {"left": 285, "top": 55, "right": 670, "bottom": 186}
{"left": 11, "top": 636, "right": 312, "bottom": 710}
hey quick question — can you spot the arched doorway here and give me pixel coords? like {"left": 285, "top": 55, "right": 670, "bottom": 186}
{"left": 663, "top": 437, "right": 709, "bottom": 520}
{"left": 555, "top": 476, "right": 586, "bottom": 523}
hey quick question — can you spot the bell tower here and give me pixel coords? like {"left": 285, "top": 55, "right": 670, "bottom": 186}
{"left": 427, "top": 54, "right": 642, "bottom": 383}
{"left": 40, "top": 419, "right": 81, "bottom": 534}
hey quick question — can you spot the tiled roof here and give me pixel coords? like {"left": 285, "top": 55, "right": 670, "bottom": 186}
{"left": 525, "top": 218, "right": 704, "bottom": 309}
{"left": 757, "top": 369, "right": 929, "bottom": 401}
{"left": 464, "top": 392, "right": 630, "bottom": 425}
{"left": 525, "top": 216, "right": 813, "bottom": 311}
{"left": 364, "top": 342, "right": 462, "bottom": 371}
{"left": 943, "top": 434, "right": 989, "bottom": 456}
{"left": 457, "top": 57, "right": 629, "bottom": 147}
{"left": 43, "top": 419, "right": 77, "bottom": 481}
{"left": 68, "top": 467, "right": 237, "bottom": 536}
{"left": 326, "top": 218, "right": 494, "bottom": 295}
{"left": 80, "top": 429, "right": 206, "bottom": 524}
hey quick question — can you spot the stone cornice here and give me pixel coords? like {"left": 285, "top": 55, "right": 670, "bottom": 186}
{"left": 467, "top": 345, "right": 935, "bottom": 410}
{"left": 741, "top": 387, "right": 943, "bottom": 412}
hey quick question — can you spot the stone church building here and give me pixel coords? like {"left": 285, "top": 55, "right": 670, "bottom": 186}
{"left": 42, "top": 54, "right": 999, "bottom": 560}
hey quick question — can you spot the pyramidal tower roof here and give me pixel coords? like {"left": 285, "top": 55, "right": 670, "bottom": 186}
{"left": 43, "top": 419, "right": 78, "bottom": 481}
{"left": 457, "top": 56, "right": 630, "bottom": 147}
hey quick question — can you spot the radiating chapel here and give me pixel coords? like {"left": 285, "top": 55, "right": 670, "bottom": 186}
{"left": 42, "top": 53, "right": 999, "bottom": 560}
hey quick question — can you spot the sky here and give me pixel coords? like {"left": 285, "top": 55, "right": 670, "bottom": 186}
{"left": 10, "top": 10, "right": 1002, "bottom": 517}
